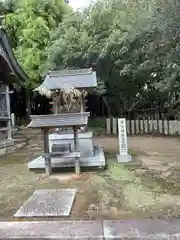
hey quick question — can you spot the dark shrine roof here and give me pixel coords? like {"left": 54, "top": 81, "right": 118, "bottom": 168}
{"left": 0, "top": 27, "right": 28, "bottom": 84}
{"left": 28, "top": 112, "right": 90, "bottom": 128}
{"left": 34, "top": 68, "right": 97, "bottom": 91}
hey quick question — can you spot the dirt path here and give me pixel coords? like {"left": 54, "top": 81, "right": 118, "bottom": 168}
{"left": 95, "top": 135, "right": 180, "bottom": 156}
{"left": 1, "top": 131, "right": 180, "bottom": 220}
{"left": 95, "top": 136, "right": 180, "bottom": 170}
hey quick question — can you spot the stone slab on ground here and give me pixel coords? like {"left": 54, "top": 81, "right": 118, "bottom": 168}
{"left": 0, "top": 221, "right": 103, "bottom": 239}
{"left": 14, "top": 189, "right": 76, "bottom": 218}
{"left": 103, "top": 219, "right": 180, "bottom": 239}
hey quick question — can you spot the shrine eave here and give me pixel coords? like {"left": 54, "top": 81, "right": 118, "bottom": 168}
{"left": 0, "top": 27, "right": 28, "bottom": 84}
{"left": 34, "top": 69, "right": 97, "bottom": 92}
{"left": 28, "top": 112, "right": 90, "bottom": 129}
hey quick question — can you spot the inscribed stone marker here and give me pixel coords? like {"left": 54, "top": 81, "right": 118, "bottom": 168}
{"left": 117, "top": 118, "right": 132, "bottom": 163}
{"left": 14, "top": 189, "right": 76, "bottom": 217}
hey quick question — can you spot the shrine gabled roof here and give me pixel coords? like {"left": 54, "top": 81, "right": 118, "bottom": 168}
{"left": 28, "top": 112, "right": 90, "bottom": 128}
{"left": 0, "top": 27, "right": 28, "bottom": 83}
{"left": 34, "top": 68, "right": 97, "bottom": 91}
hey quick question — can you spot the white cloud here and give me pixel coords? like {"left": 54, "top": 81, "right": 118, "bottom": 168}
{"left": 69, "top": 0, "right": 93, "bottom": 10}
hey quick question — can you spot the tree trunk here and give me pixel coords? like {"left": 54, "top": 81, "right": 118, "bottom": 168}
{"left": 25, "top": 87, "right": 31, "bottom": 123}
{"left": 102, "top": 96, "right": 112, "bottom": 117}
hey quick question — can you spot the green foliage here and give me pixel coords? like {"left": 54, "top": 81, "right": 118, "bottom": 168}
{"left": 0, "top": 0, "right": 19, "bottom": 15}
{"left": 2, "top": 0, "right": 180, "bottom": 118}
{"left": 43, "top": 0, "right": 160, "bottom": 116}
{"left": 43, "top": 0, "right": 180, "bottom": 118}
{"left": 2, "top": 0, "right": 70, "bottom": 88}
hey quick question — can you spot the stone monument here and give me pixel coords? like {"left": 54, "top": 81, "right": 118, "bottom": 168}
{"left": 117, "top": 118, "right": 132, "bottom": 163}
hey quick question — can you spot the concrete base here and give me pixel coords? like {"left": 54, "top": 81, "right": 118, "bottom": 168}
{"left": 117, "top": 154, "right": 132, "bottom": 163}
{"left": 1, "top": 220, "right": 180, "bottom": 239}
{"left": 0, "top": 221, "right": 103, "bottom": 239}
{"left": 103, "top": 219, "right": 180, "bottom": 239}
{"left": 28, "top": 147, "right": 106, "bottom": 170}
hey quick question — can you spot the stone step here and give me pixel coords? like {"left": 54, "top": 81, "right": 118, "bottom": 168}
{"left": 51, "top": 151, "right": 81, "bottom": 158}
{"left": 0, "top": 221, "right": 103, "bottom": 239}
{"left": 1, "top": 220, "right": 180, "bottom": 239}
{"left": 103, "top": 219, "right": 180, "bottom": 239}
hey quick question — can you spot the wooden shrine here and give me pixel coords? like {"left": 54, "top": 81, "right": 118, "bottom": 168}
{"left": 28, "top": 69, "right": 106, "bottom": 175}
{"left": 0, "top": 27, "right": 28, "bottom": 143}
{"left": 28, "top": 113, "right": 90, "bottom": 175}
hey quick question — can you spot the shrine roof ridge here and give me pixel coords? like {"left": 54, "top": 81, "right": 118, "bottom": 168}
{"left": 28, "top": 112, "right": 90, "bottom": 128}
{"left": 48, "top": 68, "right": 93, "bottom": 77}
{"left": 0, "top": 27, "right": 28, "bottom": 83}
{"left": 35, "top": 68, "right": 97, "bottom": 91}
{"left": 30, "top": 112, "right": 90, "bottom": 119}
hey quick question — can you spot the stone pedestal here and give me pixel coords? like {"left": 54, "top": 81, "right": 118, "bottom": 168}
{"left": 29, "top": 131, "right": 106, "bottom": 170}
{"left": 117, "top": 154, "right": 132, "bottom": 163}
{"left": 49, "top": 132, "right": 94, "bottom": 157}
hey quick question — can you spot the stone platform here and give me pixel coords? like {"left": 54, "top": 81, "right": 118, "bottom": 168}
{"left": 28, "top": 147, "right": 106, "bottom": 170}
{"left": 1, "top": 220, "right": 180, "bottom": 239}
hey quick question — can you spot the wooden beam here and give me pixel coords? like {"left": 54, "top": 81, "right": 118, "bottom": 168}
{"left": 5, "top": 85, "right": 12, "bottom": 141}
{"left": 43, "top": 128, "right": 52, "bottom": 176}
{"left": 73, "top": 126, "right": 80, "bottom": 175}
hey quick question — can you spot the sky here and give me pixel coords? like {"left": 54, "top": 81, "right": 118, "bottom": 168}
{"left": 69, "top": 0, "right": 93, "bottom": 10}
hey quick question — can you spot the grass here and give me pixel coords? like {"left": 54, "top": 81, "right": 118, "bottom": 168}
{"left": 88, "top": 117, "right": 106, "bottom": 129}
{"left": 90, "top": 161, "right": 180, "bottom": 218}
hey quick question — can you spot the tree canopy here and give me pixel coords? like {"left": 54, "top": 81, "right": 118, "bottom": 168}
{"left": 42, "top": 0, "right": 156, "bottom": 116}
{"left": 42, "top": 0, "right": 180, "bottom": 118}
{"left": 2, "top": 0, "right": 70, "bottom": 88}
{"left": 2, "top": 0, "right": 180, "bottom": 118}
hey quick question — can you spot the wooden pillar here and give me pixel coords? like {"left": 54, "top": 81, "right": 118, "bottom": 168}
{"left": 5, "top": 85, "right": 12, "bottom": 141}
{"left": 54, "top": 96, "right": 60, "bottom": 133}
{"left": 80, "top": 96, "right": 84, "bottom": 113}
{"left": 80, "top": 96, "right": 86, "bottom": 132}
{"left": 43, "top": 128, "right": 52, "bottom": 176}
{"left": 73, "top": 126, "right": 80, "bottom": 175}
